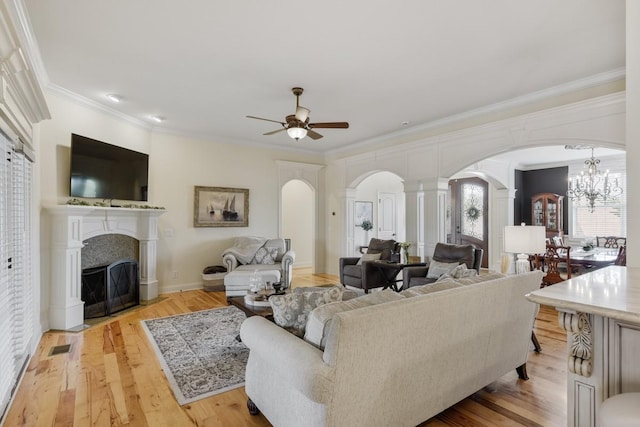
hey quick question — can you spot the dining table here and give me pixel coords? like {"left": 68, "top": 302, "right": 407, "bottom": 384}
{"left": 567, "top": 246, "right": 619, "bottom": 268}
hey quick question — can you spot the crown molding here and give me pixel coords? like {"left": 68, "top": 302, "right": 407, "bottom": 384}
{"left": 326, "top": 68, "right": 626, "bottom": 158}
{"left": 46, "top": 83, "right": 152, "bottom": 130}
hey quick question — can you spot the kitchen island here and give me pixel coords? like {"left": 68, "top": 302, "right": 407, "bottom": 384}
{"left": 527, "top": 266, "right": 640, "bottom": 427}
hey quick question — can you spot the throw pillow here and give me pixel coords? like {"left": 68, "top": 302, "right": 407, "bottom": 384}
{"left": 252, "top": 246, "right": 279, "bottom": 264}
{"left": 366, "top": 238, "right": 396, "bottom": 261}
{"left": 356, "top": 252, "right": 382, "bottom": 265}
{"left": 269, "top": 287, "right": 344, "bottom": 337}
{"left": 448, "top": 263, "right": 478, "bottom": 279}
{"left": 426, "top": 260, "right": 459, "bottom": 279}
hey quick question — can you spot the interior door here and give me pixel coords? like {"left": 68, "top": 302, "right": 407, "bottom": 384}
{"left": 448, "top": 177, "right": 488, "bottom": 268}
{"left": 377, "top": 192, "right": 397, "bottom": 241}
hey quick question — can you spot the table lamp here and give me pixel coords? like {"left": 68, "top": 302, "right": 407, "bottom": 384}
{"left": 504, "top": 224, "right": 546, "bottom": 274}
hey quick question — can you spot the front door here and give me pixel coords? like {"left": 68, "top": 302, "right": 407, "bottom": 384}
{"left": 448, "top": 177, "right": 488, "bottom": 268}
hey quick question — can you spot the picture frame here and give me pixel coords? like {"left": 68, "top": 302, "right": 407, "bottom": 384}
{"left": 194, "top": 186, "right": 249, "bottom": 227}
{"left": 354, "top": 201, "right": 373, "bottom": 226}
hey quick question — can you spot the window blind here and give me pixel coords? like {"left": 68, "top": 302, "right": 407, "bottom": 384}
{"left": 0, "top": 131, "right": 33, "bottom": 418}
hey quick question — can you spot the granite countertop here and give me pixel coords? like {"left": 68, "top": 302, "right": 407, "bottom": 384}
{"left": 526, "top": 266, "right": 640, "bottom": 324}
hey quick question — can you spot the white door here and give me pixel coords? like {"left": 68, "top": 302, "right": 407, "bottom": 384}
{"left": 378, "top": 192, "right": 397, "bottom": 241}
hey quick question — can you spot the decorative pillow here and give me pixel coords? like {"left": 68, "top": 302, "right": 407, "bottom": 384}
{"left": 263, "top": 238, "right": 287, "bottom": 262}
{"left": 448, "top": 263, "right": 478, "bottom": 279}
{"left": 426, "top": 260, "right": 459, "bottom": 279}
{"left": 252, "top": 246, "right": 279, "bottom": 264}
{"left": 269, "top": 287, "right": 344, "bottom": 337}
{"left": 356, "top": 252, "right": 382, "bottom": 265}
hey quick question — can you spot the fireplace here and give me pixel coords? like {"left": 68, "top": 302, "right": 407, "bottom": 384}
{"left": 82, "top": 259, "right": 140, "bottom": 318}
{"left": 45, "top": 205, "right": 165, "bottom": 331}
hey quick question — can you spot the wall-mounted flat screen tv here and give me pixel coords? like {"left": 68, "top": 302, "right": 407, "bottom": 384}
{"left": 70, "top": 133, "right": 149, "bottom": 201}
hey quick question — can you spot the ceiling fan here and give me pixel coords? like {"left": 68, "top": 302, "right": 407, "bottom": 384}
{"left": 247, "top": 87, "right": 349, "bottom": 141}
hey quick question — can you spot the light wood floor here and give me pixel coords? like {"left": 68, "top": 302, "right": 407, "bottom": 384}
{"left": 5, "top": 270, "right": 567, "bottom": 426}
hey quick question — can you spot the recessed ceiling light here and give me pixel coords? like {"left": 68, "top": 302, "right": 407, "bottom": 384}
{"left": 401, "top": 121, "right": 410, "bottom": 127}
{"left": 105, "top": 94, "right": 122, "bottom": 103}
{"left": 150, "top": 115, "right": 165, "bottom": 123}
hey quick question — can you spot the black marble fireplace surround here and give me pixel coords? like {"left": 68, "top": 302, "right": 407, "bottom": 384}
{"left": 81, "top": 259, "right": 140, "bottom": 318}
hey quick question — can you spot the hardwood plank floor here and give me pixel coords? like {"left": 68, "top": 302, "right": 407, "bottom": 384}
{"left": 5, "top": 271, "right": 566, "bottom": 426}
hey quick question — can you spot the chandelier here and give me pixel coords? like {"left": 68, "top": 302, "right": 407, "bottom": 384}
{"left": 567, "top": 147, "right": 623, "bottom": 212}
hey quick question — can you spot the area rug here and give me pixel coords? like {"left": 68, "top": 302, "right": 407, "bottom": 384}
{"left": 141, "top": 306, "right": 249, "bottom": 405}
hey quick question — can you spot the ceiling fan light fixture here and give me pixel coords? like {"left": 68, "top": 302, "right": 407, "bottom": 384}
{"left": 287, "top": 126, "right": 307, "bottom": 141}
{"left": 295, "top": 106, "right": 310, "bottom": 122}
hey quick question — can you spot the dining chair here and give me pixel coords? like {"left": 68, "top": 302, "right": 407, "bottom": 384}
{"left": 597, "top": 236, "right": 627, "bottom": 248}
{"left": 535, "top": 244, "right": 581, "bottom": 287}
{"left": 614, "top": 245, "right": 627, "bottom": 266}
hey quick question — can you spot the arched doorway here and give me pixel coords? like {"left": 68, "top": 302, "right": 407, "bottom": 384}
{"left": 352, "top": 171, "right": 405, "bottom": 254}
{"left": 281, "top": 179, "right": 314, "bottom": 271}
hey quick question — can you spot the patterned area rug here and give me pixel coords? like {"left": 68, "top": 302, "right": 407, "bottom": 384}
{"left": 141, "top": 306, "right": 249, "bottom": 405}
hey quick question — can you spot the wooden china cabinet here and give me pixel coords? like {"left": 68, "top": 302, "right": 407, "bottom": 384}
{"left": 531, "top": 193, "right": 563, "bottom": 238}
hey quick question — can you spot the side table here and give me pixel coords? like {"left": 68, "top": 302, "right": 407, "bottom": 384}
{"left": 372, "top": 261, "right": 427, "bottom": 292}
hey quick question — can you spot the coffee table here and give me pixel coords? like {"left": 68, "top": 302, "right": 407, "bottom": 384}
{"left": 227, "top": 295, "right": 274, "bottom": 320}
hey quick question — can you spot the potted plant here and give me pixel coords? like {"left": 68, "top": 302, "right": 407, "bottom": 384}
{"left": 360, "top": 219, "right": 373, "bottom": 245}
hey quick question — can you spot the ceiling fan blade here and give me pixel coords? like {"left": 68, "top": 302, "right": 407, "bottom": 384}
{"left": 307, "top": 129, "right": 323, "bottom": 140}
{"left": 308, "top": 122, "right": 349, "bottom": 129}
{"left": 246, "top": 115, "right": 285, "bottom": 125}
{"left": 263, "top": 128, "right": 286, "bottom": 136}
{"left": 295, "top": 106, "right": 310, "bottom": 122}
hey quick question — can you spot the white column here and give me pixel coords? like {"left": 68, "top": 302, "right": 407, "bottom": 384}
{"left": 137, "top": 213, "right": 160, "bottom": 300}
{"left": 404, "top": 180, "right": 423, "bottom": 260}
{"left": 341, "top": 188, "right": 358, "bottom": 256}
{"left": 421, "top": 178, "right": 449, "bottom": 260}
{"left": 48, "top": 209, "right": 88, "bottom": 330}
{"left": 627, "top": 1, "right": 640, "bottom": 267}
{"left": 492, "top": 188, "right": 516, "bottom": 273}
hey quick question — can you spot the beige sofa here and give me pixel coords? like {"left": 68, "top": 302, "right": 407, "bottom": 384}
{"left": 240, "top": 270, "right": 543, "bottom": 427}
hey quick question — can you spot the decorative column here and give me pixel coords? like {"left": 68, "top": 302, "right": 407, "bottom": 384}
{"left": 559, "top": 311, "right": 593, "bottom": 377}
{"left": 48, "top": 207, "right": 86, "bottom": 331}
{"left": 493, "top": 188, "right": 516, "bottom": 273}
{"left": 558, "top": 309, "right": 597, "bottom": 427}
{"left": 342, "top": 188, "right": 358, "bottom": 256}
{"left": 404, "top": 180, "right": 423, "bottom": 260}
{"left": 421, "top": 178, "right": 449, "bottom": 259}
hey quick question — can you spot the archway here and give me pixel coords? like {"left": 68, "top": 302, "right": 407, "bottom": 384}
{"left": 350, "top": 171, "right": 405, "bottom": 255}
{"left": 281, "top": 179, "right": 314, "bottom": 271}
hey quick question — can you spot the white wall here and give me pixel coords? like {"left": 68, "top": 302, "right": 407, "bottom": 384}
{"left": 38, "top": 92, "right": 324, "bottom": 304}
{"left": 281, "top": 180, "right": 313, "bottom": 267}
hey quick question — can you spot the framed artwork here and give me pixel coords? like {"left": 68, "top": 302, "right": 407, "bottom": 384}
{"left": 194, "top": 186, "right": 249, "bottom": 227}
{"left": 354, "top": 201, "right": 373, "bottom": 226}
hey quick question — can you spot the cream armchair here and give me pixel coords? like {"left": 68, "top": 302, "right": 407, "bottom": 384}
{"left": 222, "top": 237, "right": 295, "bottom": 287}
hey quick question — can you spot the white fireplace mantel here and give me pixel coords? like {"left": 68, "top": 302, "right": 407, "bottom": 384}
{"left": 45, "top": 205, "right": 166, "bottom": 331}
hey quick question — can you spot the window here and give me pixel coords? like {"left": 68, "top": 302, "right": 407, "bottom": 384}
{"left": 0, "top": 131, "right": 33, "bottom": 417}
{"left": 569, "top": 156, "right": 626, "bottom": 239}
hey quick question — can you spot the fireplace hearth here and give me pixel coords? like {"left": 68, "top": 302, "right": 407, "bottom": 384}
{"left": 82, "top": 259, "right": 140, "bottom": 318}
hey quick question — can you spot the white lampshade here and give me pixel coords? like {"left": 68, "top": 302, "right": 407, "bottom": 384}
{"left": 504, "top": 224, "right": 546, "bottom": 274}
{"left": 504, "top": 225, "right": 546, "bottom": 254}
{"left": 287, "top": 126, "right": 307, "bottom": 141}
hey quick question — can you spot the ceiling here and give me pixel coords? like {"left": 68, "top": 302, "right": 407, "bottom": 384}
{"left": 23, "top": 1, "right": 625, "bottom": 156}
